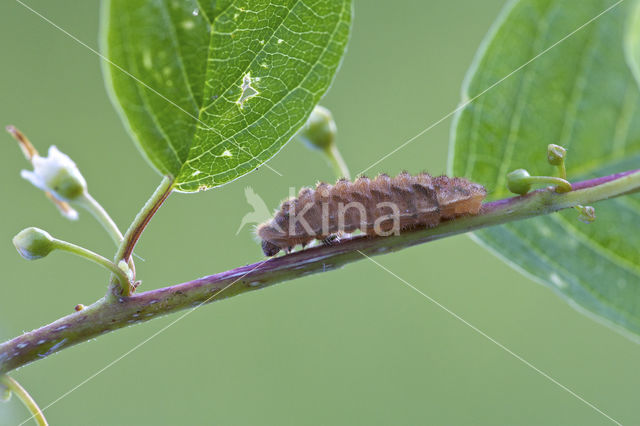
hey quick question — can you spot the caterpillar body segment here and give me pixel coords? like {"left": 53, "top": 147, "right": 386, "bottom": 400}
{"left": 257, "top": 173, "right": 486, "bottom": 256}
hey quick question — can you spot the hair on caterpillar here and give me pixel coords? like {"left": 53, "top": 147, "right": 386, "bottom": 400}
{"left": 256, "top": 172, "right": 486, "bottom": 256}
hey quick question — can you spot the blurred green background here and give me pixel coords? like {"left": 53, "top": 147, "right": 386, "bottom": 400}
{"left": 1, "top": 1, "right": 638, "bottom": 425}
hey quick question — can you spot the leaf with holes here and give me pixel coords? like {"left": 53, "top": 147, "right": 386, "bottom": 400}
{"left": 101, "top": 0, "right": 351, "bottom": 192}
{"left": 450, "top": 0, "right": 640, "bottom": 337}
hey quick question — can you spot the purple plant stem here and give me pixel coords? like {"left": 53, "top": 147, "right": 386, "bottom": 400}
{"left": 1, "top": 169, "right": 639, "bottom": 374}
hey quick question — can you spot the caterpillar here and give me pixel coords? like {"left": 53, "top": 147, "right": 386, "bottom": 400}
{"left": 256, "top": 172, "right": 487, "bottom": 256}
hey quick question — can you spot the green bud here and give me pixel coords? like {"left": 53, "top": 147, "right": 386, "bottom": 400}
{"left": 46, "top": 166, "right": 86, "bottom": 200}
{"left": 118, "top": 260, "right": 134, "bottom": 281}
{"left": 506, "top": 169, "right": 532, "bottom": 195}
{"left": 12, "top": 227, "right": 56, "bottom": 260}
{"left": 299, "top": 105, "right": 336, "bottom": 151}
{"left": 577, "top": 205, "right": 596, "bottom": 224}
{"left": 547, "top": 144, "right": 567, "bottom": 166}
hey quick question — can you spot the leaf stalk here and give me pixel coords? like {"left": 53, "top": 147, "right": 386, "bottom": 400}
{"left": 108, "top": 175, "right": 174, "bottom": 297}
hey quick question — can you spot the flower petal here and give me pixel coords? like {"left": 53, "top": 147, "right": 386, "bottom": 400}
{"left": 20, "top": 169, "right": 47, "bottom": 192}
{"left": 43, "top": 192, "right": 79, "bottom": 220}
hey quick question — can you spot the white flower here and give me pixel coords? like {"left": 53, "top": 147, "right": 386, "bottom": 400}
{"left": 21, "top": 146, "right": 87, "bottom": 202}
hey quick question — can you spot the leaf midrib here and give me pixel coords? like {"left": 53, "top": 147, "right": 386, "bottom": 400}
{"left": 556, "top": 12, "right": 600, "bottom": 152}
{"left": 494, "top": 2, "right": 557, "bottom": 194}
{"left": 180, "top": 0, "right": 347, "bottom": 182}
{"left": 174, "top": 0, "right": 303, "bottom": 179}
{"left": 117, "top": 7, "right": 183, "bottom": 169}
{"left": 198, "top": 0, "right": 301, "bottom": 114}
{"left": 159, "top": 1, "right": 200, "bottom": 112}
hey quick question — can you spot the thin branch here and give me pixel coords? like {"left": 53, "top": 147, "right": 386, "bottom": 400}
{"left": 0, "top": 170, "right": 638, "bottom": 375}
{"left": 0, "top": 375, "right": 48, "bottom": 426}
{"left": 52, "top": 239, "right": 131, "bottom": 289}
{"left": 77, "top": 192, "right": 137, "bottom": 278}
{"left": 326, "top": 144, "right": 351, "bottom": 179}
{"left": 78, "top": 193, "right": 124, "bottom": 246}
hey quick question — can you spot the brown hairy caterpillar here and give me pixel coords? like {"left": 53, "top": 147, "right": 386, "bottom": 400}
{"left": 256, "top": 172, "right": 487, "bottom": 256}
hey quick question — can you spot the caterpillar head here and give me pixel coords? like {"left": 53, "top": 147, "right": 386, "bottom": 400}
{"left": 261, "top": 240, "right": 282, "bottom": 256}
{"left": 257, "top": 222, "right": 286, "bottom": 256}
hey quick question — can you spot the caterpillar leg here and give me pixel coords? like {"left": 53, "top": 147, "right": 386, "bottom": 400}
{"left": 322, "top": 235, "right": 339, "bottom": 246}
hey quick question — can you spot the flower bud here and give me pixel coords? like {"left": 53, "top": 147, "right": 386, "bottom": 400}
{"left": 577, "top": 205, "right": 596, "bottom": 224}
{"left": 299, "top": 105, "right": 336, "bottom": 151}
{"left": 506, "top": 169, "right": 532, "bottom": 195}
{"left": 12, "top": 227, "right": 56, "bottom": 260}
{"left": 118, "top": 260, "right": 134, "bottom": 281}
{"left": 21, "top": 146, "right": 87, "bottom": 202}
{"left": 547, "top": 144, "right": 567, "bottom": 166}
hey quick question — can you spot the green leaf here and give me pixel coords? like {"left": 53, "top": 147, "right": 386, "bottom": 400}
{"left": 450, "top": 0, "right": 640, "bottom": 337}
{"left": 101, "top": 0, "right": 351, "bottom": 192}
{"left": 625, "top": 0, "right": 640, "bottom": 86}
